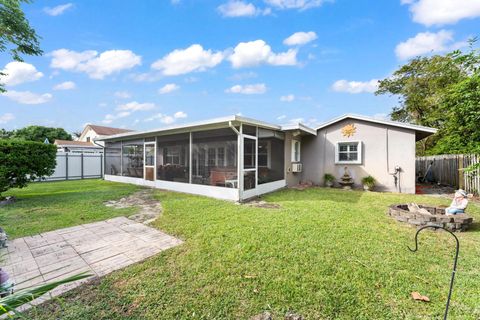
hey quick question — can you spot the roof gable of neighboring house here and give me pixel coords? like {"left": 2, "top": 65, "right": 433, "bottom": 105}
{"left": 315, "top": 114, "right": 437, "bottom": 141}
{"left": 79, "top": 124, "right": 134, "bottom": 141}
{"left": 54, "top": 139, "right": 102, "bottom": 148}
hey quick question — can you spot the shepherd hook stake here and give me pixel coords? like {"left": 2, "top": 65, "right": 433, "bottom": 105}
{"left": 408, "top": 225, "right": 460, "bottom": 320}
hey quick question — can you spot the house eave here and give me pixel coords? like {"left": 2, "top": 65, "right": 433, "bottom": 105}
{"left": 315, "top": 113, "right": 437, "bottom": 140}
{"left": 98, "top": 115, "right": 281, "bottom": 142}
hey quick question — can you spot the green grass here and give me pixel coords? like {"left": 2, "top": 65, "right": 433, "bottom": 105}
{"left": 0, "top": 179, "right": 141, "bottom": 239}
{"left": 20, "top": 183, "right": 480, "bottom": 319}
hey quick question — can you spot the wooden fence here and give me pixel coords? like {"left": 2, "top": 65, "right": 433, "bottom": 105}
{"left": 416, "top": 154, "right": 480, "bottom": 195}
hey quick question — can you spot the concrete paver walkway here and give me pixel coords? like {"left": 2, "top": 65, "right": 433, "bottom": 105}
{"left": 0, "top": 217, "right": 182, "bottom": 307}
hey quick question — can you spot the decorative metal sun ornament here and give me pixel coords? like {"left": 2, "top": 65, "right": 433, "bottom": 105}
{"left": 341, "top": 123, "right": 356, "bottom": 137}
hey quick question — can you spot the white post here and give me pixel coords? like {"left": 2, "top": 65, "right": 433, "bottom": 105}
{"left": 189, "top": 132, "right": 192, "bottom": 184}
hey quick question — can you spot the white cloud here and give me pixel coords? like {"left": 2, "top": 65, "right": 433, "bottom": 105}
{"left": 114, "top": 91, "right": 131, "bottom": 99}
{"left": 158, "top": 83, "right": 180, "bottom": 94}
{"left": 217, "top": 1, "right": 270, "bottom": 17}
{"left": 174, "top": 111, "right": 187, "bottom": 118}
{"left": 43, "top": 3, "right": 73, "bottom": 16}
{"left": 229, "top": 40, "right": 297, "bottom": 68}
{"left": 50, "top": 49, "right": 141, "bottom": 79}
{"left": 53, "top": 81, "right": 76, "bottom": 90}
{"left": 218, "top": 1, "right": 257, "bottom": 17}
{"left": 395, "top": 30, "right": 466, "bottom": 60}
{"left": 225, "top": 83, "right": 267, "bottom": 94}
{"left": 373, "top": 113, "right": 389, "bottom": 120}
{"left": 102, "top": 111, "right": 131, "bottom": 124}
{"left": 0, "top": 113, "right": 15, "bottom": 124}
{"left": 331, "top": 79, "right": 378, "bottom": 94}
{"left": 280, "top": 94, "right": 295, "bottom": 102}
{"left": 277, "top": 115, "right": 286, "bottom": 120}
{"left": 144, "top": 113, "right": 182, "bottom": 124}
{"left": 283, "top": 31, "right": 318, "bottom": 46}
{"left": 0, "top": 62, "right": 43, "bottom": 86}
{"left": 117, "top": 101, "right": 155, "bottom": 112}
{"left": 403, "top": 0, "right": 480, "bottom": 26}
{"left": 151, "top": 44, "right": 224, "bottom": 76}
{"left": 2, "top": 91, "right": 52, "bottom": 104}
{"left": 264, "top": 0, "right": 327, "bottom": 11}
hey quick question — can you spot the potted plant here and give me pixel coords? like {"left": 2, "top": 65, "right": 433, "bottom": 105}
{"left": 361, "top": 176, "right": 376, "bottom": 191}
{"left": 324, "top": 173, "right": 335, "bottom": 187}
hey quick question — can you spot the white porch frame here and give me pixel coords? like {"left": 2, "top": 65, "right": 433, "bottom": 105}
{"left": 105, "top": 121, "right": 287, "bottom": 202}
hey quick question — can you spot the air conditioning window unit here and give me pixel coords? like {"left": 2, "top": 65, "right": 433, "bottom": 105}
{"left": 292, "top": 163, "right": 303, "bottom": 173}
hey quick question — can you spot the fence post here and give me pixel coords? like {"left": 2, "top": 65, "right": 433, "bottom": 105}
{"left": 65, "top": 152, "right": 69, "bottom": 180}
{"left": 81, "top": 153, "right": 84, "bottom": 179}
{"left": 458, "top": 155, "right": 464, "bottom": 190}
{"left": 100, "top": 153, "right": 104, "bottom": 178}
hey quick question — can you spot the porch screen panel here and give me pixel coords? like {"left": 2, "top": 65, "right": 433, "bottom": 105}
{"left": 258, "top": 129, "right": 285, "bottom": 184}
{"left": 122, "top": 139, "right": 144, "bottom": 178}
{"left": 192, "top": 128, "right": 238, "bottom": 187}
{"left": 105, "top": 141, "right": 122, "bottom": 176}
{"left": 156, "top": 133, "right": 189, "bottom": 183}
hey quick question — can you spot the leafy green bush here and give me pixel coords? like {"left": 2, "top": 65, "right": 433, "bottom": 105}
{"left": 0, "top": 140, "right": 57, "bottom": 197}
{"left": 324, "top": 173, "right": 335, "bottom": 182}
{"left": 361, "top": 176, "right": 376, "bottom": 188}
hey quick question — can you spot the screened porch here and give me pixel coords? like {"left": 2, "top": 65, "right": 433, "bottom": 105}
{"left": 103, "top": 120, "right": 286, "bottom": 201}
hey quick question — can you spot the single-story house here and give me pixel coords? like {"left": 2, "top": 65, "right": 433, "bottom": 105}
{"left": 98, "top": 114, "right": 436, "bottom": 201}
{"left": 54, "top": 139, "right": 103, "bottom": 153}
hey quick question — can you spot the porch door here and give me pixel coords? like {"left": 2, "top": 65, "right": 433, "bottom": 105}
{"left": 144, "top": 142, "right": 156, "bottom": 181}
{"left": 242, "top": 135, "right": 257, "bottom": 197}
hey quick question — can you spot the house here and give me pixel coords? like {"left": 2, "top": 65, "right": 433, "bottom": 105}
{"left": 78, "top": 124, "right": 134, "bottom": 147}
{"left": 98, "top": 114, "right": 436, "bottom": 201}
{"left": 54, "top": 124, "right": 133, "bottom": 153}
{"left": 54, "top": 139, "right": 103, "bottom": 154}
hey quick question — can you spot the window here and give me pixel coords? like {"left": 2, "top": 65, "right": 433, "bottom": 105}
{"left": 291, "top": 140, "right": 301, "bottom": 162}
{"left": 258, "top": 141, "right": 269, "bottom": 168}
{"left": 335, "top": 141, "right": 362, "bottom": 164}
{"left": 86, "top": 137, "right": 91, "bottom": 142}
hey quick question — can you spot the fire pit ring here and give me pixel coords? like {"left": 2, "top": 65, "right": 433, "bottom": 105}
{"left": 388, "top": 204, "right": 474, "bottom": 232}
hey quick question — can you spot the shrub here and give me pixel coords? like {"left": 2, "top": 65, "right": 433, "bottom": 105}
{"left": 0, "top": 140, "right": 57, "bottom": 197}
{"left": 361, "top": 176, "right": 376, "bottom": 188}
{"left": 324, "top": 173, "right": 335, "bottom": 182}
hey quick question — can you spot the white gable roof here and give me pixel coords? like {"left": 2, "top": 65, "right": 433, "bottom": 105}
{"left": 316, "top": 114, "right": 437, "bottom": 140}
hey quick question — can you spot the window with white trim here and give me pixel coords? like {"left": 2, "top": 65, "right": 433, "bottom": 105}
{"left": 291, "top": 140, "right": 301, "bottom": 162}
{"left": 335, "top": 141, "right": 362, "bottom": 164}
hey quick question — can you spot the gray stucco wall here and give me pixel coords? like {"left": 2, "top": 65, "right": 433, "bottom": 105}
{"left": 284, "top": 132, "right": 302, "bottom": 186}
{"left": 301, "top": 119, "right": 416, "bottom": 193}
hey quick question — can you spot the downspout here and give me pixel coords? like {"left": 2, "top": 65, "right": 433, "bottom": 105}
{"left": 386, "top": 128, "right": 401, "bottom": 192}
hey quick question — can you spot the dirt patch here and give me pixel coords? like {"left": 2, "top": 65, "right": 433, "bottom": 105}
{"left": 242, "top": 200, "right": 281, "bottom": 209}
{"left": 104, "top": 189, "right": 162, "bottom": 224}
{"left": 0, "top": 196, "right": 16, "bottom": 206}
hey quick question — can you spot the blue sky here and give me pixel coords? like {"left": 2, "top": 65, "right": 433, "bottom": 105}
{"left": 0, "top": 0, "right": 479, "bottom": 132}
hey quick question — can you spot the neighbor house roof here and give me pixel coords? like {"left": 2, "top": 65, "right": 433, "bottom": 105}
{"left": 54, "top": 140, "right": 102, "bottom": 148}
{"left": 315, "top": 114, "right": 437, "bottom": 141}
{"left": 86, "top": 124, "right": 134, "bottom": 136}
{"left": 98, "top": 115, "right": 283, "bottom": 141}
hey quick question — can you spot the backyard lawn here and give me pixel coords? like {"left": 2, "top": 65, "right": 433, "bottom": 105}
{"left": 2, "top": 180, "right": 479, "bottom": 319}
{"left": 0, "top": 179, "right": 141, "bottom": 239}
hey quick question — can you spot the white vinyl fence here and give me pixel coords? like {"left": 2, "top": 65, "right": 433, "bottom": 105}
{"left": 40, "top": 152, "right": 104, "bottom": 181}
{"left": 416, "top": 154, "right": 480, "bottom": 195}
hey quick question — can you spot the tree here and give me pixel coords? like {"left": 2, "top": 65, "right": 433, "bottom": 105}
{"left": 429, "top": 72, "right": 480, "bottom": 155}
{"left": 11, "top": 125, "right": 72, "bottom": 142}
{"left": 0, "top": 139, "right": 57, "bottom": 197}
{"left": 0, "top": 0, "right": 42, "bottom": 92}
{"left": 376, "top": 44, "right": 480, "bottom": 155}
{"left": 0, "top": 128, "right": 12, "bottom": 139}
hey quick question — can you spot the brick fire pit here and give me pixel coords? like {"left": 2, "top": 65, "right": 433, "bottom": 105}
{"left": 388, "top": 204, "right": 474, "bottom": 232}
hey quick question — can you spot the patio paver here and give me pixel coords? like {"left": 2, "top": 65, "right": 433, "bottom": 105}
{"left": 0, "top": 216, "right": 182, "bottom": 309}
